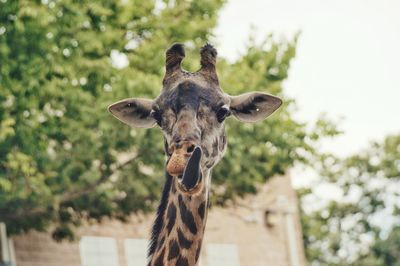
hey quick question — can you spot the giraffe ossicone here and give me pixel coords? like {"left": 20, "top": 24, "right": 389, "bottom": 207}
{"left": 108, "top": 43, "right": 282, "bottom": 266}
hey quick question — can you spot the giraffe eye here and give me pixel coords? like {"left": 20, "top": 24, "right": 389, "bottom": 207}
{"left": 216, "top": 106, "right": 230, "bottom": 123}
{"left": 150, "top": 109, "right": 162, "bottom": 126}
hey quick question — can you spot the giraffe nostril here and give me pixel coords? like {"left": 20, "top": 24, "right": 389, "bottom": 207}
{"left": 187, "top": 144, "right": 195, "bottom": 153}
{"left": 174, "top": 136, "right": 182, "bottom": 143}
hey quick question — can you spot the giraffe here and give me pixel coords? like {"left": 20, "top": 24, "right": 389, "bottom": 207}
{"left": 108, "top": 43, "right": 282, "bottom": 266}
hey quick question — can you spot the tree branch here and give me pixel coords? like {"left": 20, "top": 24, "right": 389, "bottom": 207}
{"left": 1, "top": 153, "right": 138, "bottom": 221}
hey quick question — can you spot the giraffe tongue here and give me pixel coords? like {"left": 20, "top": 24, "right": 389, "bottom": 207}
{"left": 180, "top": 147, "right": 202, "bottom": 191}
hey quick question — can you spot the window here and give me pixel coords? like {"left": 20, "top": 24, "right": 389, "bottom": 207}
{"left": 124, "top": 238, "right": 148, "bottom": 266}
{"left": 79, "top": 236, "right": 119, "bottom": 266}
{"left": 207, "top": 244, "right": 240, "bottom": 266}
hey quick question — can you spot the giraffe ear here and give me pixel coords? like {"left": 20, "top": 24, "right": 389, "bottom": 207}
{"left": 229, "top": 92, "right": 282, "bottom": 123}
{"left": 108, "top": 98, "right": 156, "bottom": 128}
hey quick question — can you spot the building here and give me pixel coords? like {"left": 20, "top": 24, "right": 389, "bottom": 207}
{"left": 2, "top": 175, "right": 306, "bottom": 266}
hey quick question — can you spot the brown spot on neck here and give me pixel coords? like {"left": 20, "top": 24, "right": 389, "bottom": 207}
{"left": 149, "top": 176, "right": 210, "bottom": 266}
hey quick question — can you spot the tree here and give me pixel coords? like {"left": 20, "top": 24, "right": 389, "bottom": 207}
{"left": 0, "top": 0, "right": 334, "bottom": 240}
{"left": 358, "top": 226, "right": 400, "bottom": 266}
{"left": 300, "top": 134, "right": 400, "bottom": 265}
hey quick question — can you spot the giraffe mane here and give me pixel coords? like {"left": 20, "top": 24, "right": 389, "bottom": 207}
{"left": 147, "top": 172, "right": 173, "bottom": 259}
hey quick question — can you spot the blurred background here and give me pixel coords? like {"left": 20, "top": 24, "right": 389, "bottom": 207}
{"left": 0, "top": 0, "right": 399, "bottom": 265}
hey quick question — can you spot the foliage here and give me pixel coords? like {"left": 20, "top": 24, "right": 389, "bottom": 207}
{"left": 0, "top": 0, "right": 334, "bottom": 239}
{"left": 300, "top": 134, "right": 400, "bottom": 265}
{"left": 357, "top": 226, "right": 400, "bottom": 266}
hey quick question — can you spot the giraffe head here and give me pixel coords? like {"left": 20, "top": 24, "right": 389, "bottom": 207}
{"left": 108, "top": 43, "right": 282, "bottom": 195}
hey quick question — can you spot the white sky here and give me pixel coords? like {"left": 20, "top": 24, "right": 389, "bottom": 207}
{"left": 215, "top": 0, "right": 400, "bottom": 157}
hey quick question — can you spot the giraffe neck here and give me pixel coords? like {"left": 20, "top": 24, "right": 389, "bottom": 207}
{"left": 148, "top": 172, "right": 209, "bottom": 266}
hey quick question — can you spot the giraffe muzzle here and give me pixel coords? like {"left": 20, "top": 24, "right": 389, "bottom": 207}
{"left": 166, "top": 141, "right": 196, "bottom": 176}
{"left": 166, "top": 145, "right": 203, "bottom": 192}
